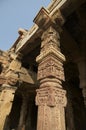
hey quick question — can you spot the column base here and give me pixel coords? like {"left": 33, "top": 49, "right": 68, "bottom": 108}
{"left": 36, "top": 87, "right": 67, "bottom": 130}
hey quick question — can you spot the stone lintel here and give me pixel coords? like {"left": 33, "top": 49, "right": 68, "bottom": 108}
{"left": 15, "top": 1, "right": 66, "bottom": 53}
{"left": 14, "top": 0, "right": 70, "bottom": 55}
{"left": 47, "top": 0, "right": 67, "bottom": 14}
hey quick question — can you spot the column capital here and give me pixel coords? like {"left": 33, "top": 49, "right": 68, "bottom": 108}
{"left": 34, "top": 7, "right": 64, "bottom": 32}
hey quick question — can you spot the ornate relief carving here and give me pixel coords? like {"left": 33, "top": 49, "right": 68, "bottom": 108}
{"left": 36, "top": 87, "right": 67, "bottom": 107}
{"left": 36, "top": 21, "right": 67, "bottom": 130}
{"left": 36, "top": 25, "right": 66, "bottom": 107}
{"left": 36, "top": 46, "right": 65, "bottom": 64}
{"left": 37, "top": 56, "right": 65, "bottom": 81}
{"left": 36, "top": 26, "right": 65, "bottom": 64}
{"left": 43, "top": 106, "right": 51, "bottom": 130}
{"left": 41, "top": 26, "right": 60, "bottom": 50}
{"left": 36, "top": 26, "right": 65, "bottom": 85}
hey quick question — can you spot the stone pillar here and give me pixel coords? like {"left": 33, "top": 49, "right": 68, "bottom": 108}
{"left": 33, "top": 7, "right": 67, "bottom": 130}
{"left": 0, "top": 84, "right": 16, "bottom": 130}
{"left": 77, "top": 58, "right": 86, "bottom": 106}
{"left": 17, "top": 94, "right": 28, "bottom": 130}
{"left": 0, "top": 51, "right": 23, "bottom": 130}
{"left": 36, "top": 25, "right": 67, "bottom": 130}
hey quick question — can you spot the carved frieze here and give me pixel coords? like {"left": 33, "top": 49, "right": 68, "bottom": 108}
{"left": 36, "top": 87, "right": 67, "bottom": 107}
{"left": 36, "top": 26, "right": 65, "bottom": 64}
{"left": 37, "top": 56, "right": 65, "bottom": 81}
{"left": 41, "top": 26, "right": 60, "bottom": 50}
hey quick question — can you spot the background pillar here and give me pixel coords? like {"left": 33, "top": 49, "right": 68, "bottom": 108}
{"left": 0, "top": 84, "right": 16, "bottom": 130}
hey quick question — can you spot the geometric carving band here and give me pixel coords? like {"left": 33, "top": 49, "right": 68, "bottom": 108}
{"left": 36, "top": 87, "right": 67, "bottom": 107}
{"left": 37, "top": 56, "right": 65, "bottom": 81}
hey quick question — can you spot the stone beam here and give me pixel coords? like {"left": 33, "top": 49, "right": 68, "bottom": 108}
{"left": 47, "top": 0, "right": 67, "bottom": 14}
{"left": 15, "top": 0, "right": 67, "bottom": 53}
{"left": 15, "top": 24, "right": 39, "bottom": 53}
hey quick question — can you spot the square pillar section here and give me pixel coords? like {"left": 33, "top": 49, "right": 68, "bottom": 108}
{"left": 0, "top": 84, "right": 16, "bottom": 130}
{"left": 34, "top": 8, "right": 67, "bottom": 130}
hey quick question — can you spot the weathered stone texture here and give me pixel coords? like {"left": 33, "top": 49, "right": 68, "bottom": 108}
{"left": 35, "top": 8, "right": 67, "bottom": 130}
{"left": 0, "top": 86, "right": 16, "bottom": 130}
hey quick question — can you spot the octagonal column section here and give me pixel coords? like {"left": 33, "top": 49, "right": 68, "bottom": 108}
{"left": 34, "top": 8, "right": 67, "bottom": 130}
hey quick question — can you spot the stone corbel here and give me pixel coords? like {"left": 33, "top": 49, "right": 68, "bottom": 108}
{"left": 33, "top": 7, "right": 64, "bottom": 32}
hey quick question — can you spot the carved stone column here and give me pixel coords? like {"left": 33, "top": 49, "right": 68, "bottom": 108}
{"left": 0, "top": 84, "right": 16, "bottom": 130}
{"left": 0, "top": 52, "right": 22, "bottom": 130}
{"left": 34, "top": 8, "right": 67, "bottom": 130}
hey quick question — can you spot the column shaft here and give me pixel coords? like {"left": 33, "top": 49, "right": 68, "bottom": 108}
{"left": 36, "top": 26, "right": 67, "bottom": 130}
{"left": 0, "top": 85, "right": 16, "bottom": 130}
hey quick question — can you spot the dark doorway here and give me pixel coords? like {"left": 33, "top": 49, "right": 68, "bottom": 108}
{"left": 9, "top": 93, "right": 23, "bottom": 130}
